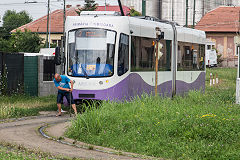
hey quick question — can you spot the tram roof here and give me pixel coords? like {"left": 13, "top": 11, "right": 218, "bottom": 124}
{"left": 66, "top": 15, "right": 206, "bottom": 44}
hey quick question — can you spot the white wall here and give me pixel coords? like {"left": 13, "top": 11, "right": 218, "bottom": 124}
{"left": 122, "top": 0, "right": 240, "bottom": 26}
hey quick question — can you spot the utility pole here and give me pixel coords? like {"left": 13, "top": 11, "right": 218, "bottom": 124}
{"left": 46, "top": 0, "right": 50, "bottom": 48}
{"left": 105, "top": 0, "right": 106, "bottom": 11}
{"left": 185, "top": 0, "right": 188, "bottom": 27}
{"left": 49, "top": 8, "right": 51, "bottom": 48}
{"left": 142, "top": 0, "right": 146, "bottom": 16}
{"left": 193, "top": 0, "right": 196, "bottom": 28}
{"left": 202, "top": 0, "right": 205, "bottom": 17}
{"left": 117, "top": 0, "right": 125, "bottom": 16}
{"left": 155, "top": 27, "right": 160, "bottom": 96}
{"left": 172, "top": 0, "right": 174, "bottom": 21}
{"left": 159, "top": 0, "right": 162, "bottom": 19}
{"left": 63, "top": 0, "right": 66, "bottom": 34}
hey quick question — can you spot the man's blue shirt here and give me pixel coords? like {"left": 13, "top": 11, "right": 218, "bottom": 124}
{"left": 53, "top": 75, "right": 70, "bottom": 93}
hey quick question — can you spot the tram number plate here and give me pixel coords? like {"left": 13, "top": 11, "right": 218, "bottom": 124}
{"left": 86, "top": 65, "right": 96, "bottom": 71}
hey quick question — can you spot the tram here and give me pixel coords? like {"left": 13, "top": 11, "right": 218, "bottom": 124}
{"left": 55, "top": 11, "right": 206, "bottom": 102}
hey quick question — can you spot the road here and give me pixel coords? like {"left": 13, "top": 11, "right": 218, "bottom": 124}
{"left": 0, "top": 111, "right": 149, "bottom": 160}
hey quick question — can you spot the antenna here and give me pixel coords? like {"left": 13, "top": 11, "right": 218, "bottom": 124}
{"left": 117, "top": 0, "right": 124, "bottom": 16}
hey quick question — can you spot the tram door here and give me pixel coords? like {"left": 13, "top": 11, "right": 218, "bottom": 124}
{"left": 117, "top": 33, "right": 130, "bottom": 99}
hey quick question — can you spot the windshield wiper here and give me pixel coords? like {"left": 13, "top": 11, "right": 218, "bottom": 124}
{"left": 81, "top": 64, "right": 89, "bottom": 79}
{"left": 75, "top": 55, "right": 89, "bottom": 79}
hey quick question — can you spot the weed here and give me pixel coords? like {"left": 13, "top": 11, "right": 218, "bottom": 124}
{"left": 66, "top": 68, "right": 240, "bottom": 159}
{"left": 0, "top": 95, "right": 56, "bottom": 119}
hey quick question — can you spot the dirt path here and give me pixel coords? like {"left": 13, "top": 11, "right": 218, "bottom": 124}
{"left": 0, "top": 112, "right": 150, "bottom": 160}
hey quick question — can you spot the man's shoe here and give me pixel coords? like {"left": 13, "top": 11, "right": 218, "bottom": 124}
{"left": 61, "top": 109, "right": 67, "bottom": 113}
{"left": 57, "top": 109, "right": 66, "bottom": 113}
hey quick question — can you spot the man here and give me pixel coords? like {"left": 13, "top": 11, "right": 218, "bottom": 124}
{"left": 53, "top": 73, "right": 77, "bottom": 117}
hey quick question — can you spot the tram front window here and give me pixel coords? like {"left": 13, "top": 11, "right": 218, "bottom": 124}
{"left": 68, "top": 29, "right": 116, "bottom": 77}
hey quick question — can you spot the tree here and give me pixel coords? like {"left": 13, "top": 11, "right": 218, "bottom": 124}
{"left": 0, "top": 38, "right": 11, "bottom": 52}
{"left": 2, "top": 10, "right": 32, "bottom": 34}
{"left": 9, "top": 29, "right": 43, "bottom": 53}
{"left": 128, "top": 8, "right": 142, "bottom": 16}
{"left": 0, "top": 29, "right": 43, "bottom": 53}
{"left": 76, "top": 0, "right": 98, "bottom": 15}
{"left": 0, "top": 10, "right": 41, "bottom": 53}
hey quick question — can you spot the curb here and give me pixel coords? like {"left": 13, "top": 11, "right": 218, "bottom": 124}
{"left": 39, "top": 122, "right": 161, "bottom": 160}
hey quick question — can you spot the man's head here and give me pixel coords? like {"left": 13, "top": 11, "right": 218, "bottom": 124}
{"left": 54, "top": 74, "right": 61, "bottom": 82}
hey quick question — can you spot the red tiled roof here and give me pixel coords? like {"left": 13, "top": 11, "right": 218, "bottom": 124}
{"left": 12, "top": 6, "right": 130, "bottom": 33}
{"left": 96, "top": 5, "right": 130, "bottom": 14}
{"left": 196, "top": 6, "right": 240, "bottom": 32}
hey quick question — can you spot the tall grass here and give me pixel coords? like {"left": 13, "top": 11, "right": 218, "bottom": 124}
{"left": 66, "top": 68, "right": 240, "bottom": 159}
{"left": 0, "top": 95, "right": 57, "bottom": 119}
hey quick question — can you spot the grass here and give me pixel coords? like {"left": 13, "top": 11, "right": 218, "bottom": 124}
{"left": 66, "top": 68, "right": 240, "bottom": 160}
{"left": 0, "top": 95, "right": 57, "bottom": 119}
{"left": 0, "top": 142, "right": 77, "bottom": 160}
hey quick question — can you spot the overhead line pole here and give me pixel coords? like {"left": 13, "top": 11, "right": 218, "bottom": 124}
{"left": 202, "top": 0, "right": 205, "bottom": 17}
{"left": 159, "top": 0, "right": 162, "bottom": 19}
{"left": 61, "top": 0, "right": 66, "bottom": 74}
{"left": 105, "top": 0, "right": 106, "bottom": 11}
{"left": 46, "top": 0, "right": 50, "bottom": 48}
{"left": 193, "top": 0, "right": 196, "bottom": 28}
{"left": 49, "top": 8, "right": 51, "bottom": 48}
{"left": 142, "top": 0, "right": 146, "bottom": 16}
{"left": 117, "top": 0, "right": 125, "bottom": 16}
{"left": 172, "top": 0, "right": 174, "bottom": 21}
{"left": 63, "top": 0, "right": 66, "bottom": 34}
{"left": 186, "top": 0, "right": 188, "bottom": 27}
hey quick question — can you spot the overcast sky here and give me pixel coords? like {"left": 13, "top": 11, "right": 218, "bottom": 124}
{"left": 0, "top": 0, "right": 119, "bottom": 26}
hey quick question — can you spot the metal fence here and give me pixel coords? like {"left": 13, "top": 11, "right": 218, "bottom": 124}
{"left": 43, "top": 59, "right": 55, "bottom": 81}
{"left": 0, "top": 52, "right": 24, "bottom": 95}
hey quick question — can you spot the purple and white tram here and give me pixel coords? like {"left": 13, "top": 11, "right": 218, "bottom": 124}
{"left": 60, "top": 11, "right": 206, "bottom": 102}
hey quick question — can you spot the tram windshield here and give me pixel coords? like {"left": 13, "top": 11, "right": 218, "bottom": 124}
{"left": 68, "top": 28, "right": 116, "bottom": 78}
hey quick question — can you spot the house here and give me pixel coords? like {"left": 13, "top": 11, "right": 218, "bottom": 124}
{"left": 11, "top": 5, "right": 130, "bottom": 46}
{"left": 195, "top": 6, "right": 240, "bottom": 67}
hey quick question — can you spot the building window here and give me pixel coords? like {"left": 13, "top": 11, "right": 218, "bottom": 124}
{"left": 236, "top": 45, "right": 240, "bottom": 56}
{"left": 52, "top": 39, "right": 61, "bottom": 46}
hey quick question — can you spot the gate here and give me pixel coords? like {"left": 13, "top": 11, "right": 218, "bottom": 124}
{"left": 24, "top": 56, "right": 38, "bottom": 96}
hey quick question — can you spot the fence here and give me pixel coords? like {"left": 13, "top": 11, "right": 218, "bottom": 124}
{"left": 0, "top": 52, "right": 58, "bottom": 96}
{"left": 0, "top": 52, "right": 24, "bottom": 95}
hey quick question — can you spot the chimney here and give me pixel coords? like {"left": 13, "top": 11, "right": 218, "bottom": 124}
{"left": 66, "top": 5, "right": 72, "bottom": 8}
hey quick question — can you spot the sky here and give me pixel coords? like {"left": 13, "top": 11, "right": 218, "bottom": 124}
{"left": 0, "top": 0, "right": 119, "bottom": 26}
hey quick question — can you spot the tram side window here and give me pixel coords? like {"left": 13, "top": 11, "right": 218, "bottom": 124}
{"left": 199, "top": 44, "right": 205, "bottom": 70}
{"left": 131, "top": 36, "right": 155, "bottom": 71}
{"left": 118, "top": 33, "right": 129, "bottom": 76}
{"left": 158, "top": 40, "right": 172, "bottom": 71}
{"left": 177, "top": 42, "right": 205, "bottom": 71}
{"left": 131, "top": 36, "right": 171, "bottom": 71}
{"left": 68, "top": 30, "right": 76, "bottom": 75}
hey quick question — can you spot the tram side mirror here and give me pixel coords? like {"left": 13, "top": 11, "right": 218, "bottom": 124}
{"left": 156, "top": 29, "right": 164, "bottom": 41}
{"left": 54, "top": 46, "right": 61, "bottom": 65}
{"left": 157, "top": 32, "right": 164, "bottom": 41}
